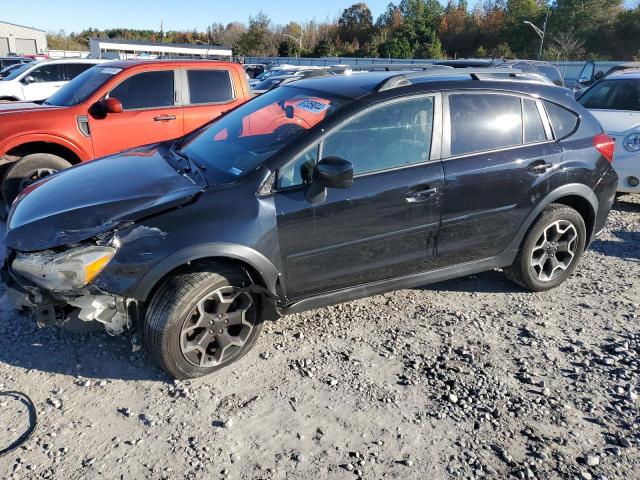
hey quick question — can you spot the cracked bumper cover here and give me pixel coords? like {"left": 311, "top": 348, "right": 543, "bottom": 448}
{"left": 1, "top": 263, "right": 136, "bottom": 335}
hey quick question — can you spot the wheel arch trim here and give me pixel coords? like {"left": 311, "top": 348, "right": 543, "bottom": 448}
{"left": 133, "top": 242, "right": 280, "bottom": 302}
{"left": 505, "top": 183, "right": 598, "bottom": 254}
{"left": 1, "top": 134, "right": 89, "bottom": 162}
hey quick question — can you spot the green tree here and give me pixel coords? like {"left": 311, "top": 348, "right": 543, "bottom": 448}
{"left": 278, "top": 38, "right": 300, "bottom": 57}
{"left": 338, "top": 3, "right": 374, "bottom": 45}
{"left": 236, "top": 12, "right": 272, "bottom": 56}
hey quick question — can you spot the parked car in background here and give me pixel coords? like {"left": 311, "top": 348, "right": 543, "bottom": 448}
{"left": 243, "top": 63, "right": 266, "bottom": 79}
{"left": 0, "top": 56, "right": 32, "bottom": 70}
{"left": 0, "top": 63, "right": 25, "bottom": 79}
{"left": 248, "top": 65, "right": 320, "bottom": 87}
{"left": 0, "top": 60, "right": 251, "bottom": 205}
{"left": 573, "top": 61, "right": 640, "bottom": 91}
{"left": 0, "top": 59, "right": 106, "bottom": 102}
{"left": 577, "top": 69, "right": 640, "bottom": 194}
{"left": 493, "top": 60, "right": 565, "bottom": 86}
{"left": 1, "top": 69, "right": 616, "bottom": 379}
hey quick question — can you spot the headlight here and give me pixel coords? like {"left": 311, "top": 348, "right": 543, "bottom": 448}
{"left": 623, "top": 132, "right": 640, "bottom": 152}
{"left": 12, "top": 245, "right": 116, "bottom": 291}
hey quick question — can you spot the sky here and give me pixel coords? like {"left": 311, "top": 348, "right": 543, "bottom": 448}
{"left": 2, "top": 0, "right": 639, "bottom": 33}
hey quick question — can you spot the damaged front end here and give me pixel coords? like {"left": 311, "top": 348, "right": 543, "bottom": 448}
{"left": 2, "top": 239, "right": 138, "bottom": 335}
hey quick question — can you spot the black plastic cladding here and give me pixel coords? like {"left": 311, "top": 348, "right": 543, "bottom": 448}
{"left": 4, "top": 75, "right": 617, "bottom": 314}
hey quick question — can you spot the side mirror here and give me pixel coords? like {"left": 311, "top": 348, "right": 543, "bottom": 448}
{"left": 103, "top": 97, "right": 123, "bottom": 114}
{"left": 305, "top": 157, "right": 353, "bottom": 204}
{"left": 22, "top": 75, "right": 35, "bottom": 84}
{"left": 594, "top": 71, "right": 604, "bottom": 81}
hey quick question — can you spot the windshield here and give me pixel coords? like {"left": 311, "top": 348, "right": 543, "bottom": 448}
{"left": 180, "top": 86, "right": 349, "bottom": 182}
{"left": 578, "top": 79, "right": 640, "bottom": 111}
{"left": 45, "top": 65, "right": 122, "bottom": 107}
{"left": 2, "top": 63, "right": 31, "bottom": 81}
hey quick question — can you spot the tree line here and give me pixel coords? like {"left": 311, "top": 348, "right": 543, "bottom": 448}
{"left": 47, "top": 0, "right": 640, "bottom": 61}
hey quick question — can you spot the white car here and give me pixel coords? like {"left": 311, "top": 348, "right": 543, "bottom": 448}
{"left": 0, "top": 59, "right": 106, "bottom": 102}
{"left": 578, "top": 70, "right": 640, "bottom": 193}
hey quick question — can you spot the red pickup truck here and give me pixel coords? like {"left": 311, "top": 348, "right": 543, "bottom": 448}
{"left": 0, "top": 60, "right": 251, "bottom": 205}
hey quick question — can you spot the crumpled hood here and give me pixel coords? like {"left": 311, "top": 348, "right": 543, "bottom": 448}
{"left": 590, "top": 110, "right": 640, "bottom": 135}
{"left": 0, "top": 101, "right": 59, "bottom": 114}
{"left": 6, "top": 145, "right": 203, "bottom": 252}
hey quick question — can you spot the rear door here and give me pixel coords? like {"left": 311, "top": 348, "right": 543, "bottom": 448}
{"left": 180, "top": 67, "right": 246, "bottom": 135}
{"left": 437, "top": 91, "right": 562, "bottom": 267}
{"left": 274, "top": 94, "right": 444, "bottom": 301}
{"left": 90, "top": 68, "right": 184, "bottom": 158}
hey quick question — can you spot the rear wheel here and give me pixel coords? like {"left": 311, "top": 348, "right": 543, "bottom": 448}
{"left": 3, "top": 154, "right": 72, "bottom": 206}
{"left": 504, "top": 204, "right": 586, "bottom": 292}
{"left": 144, "top": 264, "right": 263, "bottom": 379}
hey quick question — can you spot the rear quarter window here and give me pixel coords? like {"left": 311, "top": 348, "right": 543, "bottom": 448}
{"left": 543, "top": 101, "right": 579, "bottom": 139}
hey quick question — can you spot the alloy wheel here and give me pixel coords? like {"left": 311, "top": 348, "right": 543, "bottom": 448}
{"left": 179, "top": 286, "right": 255, "bottom": 368}
{"left": 529, "top": 220, "right": 578, "bottom": 282}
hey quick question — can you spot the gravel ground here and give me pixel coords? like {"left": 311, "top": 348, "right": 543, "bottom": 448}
{"left": 0, "top": 195, "right": 638, "bottom": 480}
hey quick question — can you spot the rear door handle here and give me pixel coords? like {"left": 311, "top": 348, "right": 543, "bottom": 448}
{"left": 527, "top": 160, "right": 553, "bottom": 174}
{"left": 154, "top": 115, "right": 176, "bottom": 122}
{"left": 406, "top": 186, "right": 438, "bottom": 203}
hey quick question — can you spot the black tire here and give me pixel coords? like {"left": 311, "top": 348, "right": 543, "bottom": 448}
{"left": 504, "top": 204, "right": 586, "bottom": 292}
{"left": 3, "top": 154, "right": 72, "bottom": 206}
{"left": 144, "top": 264, "right": 263, "bottom": 379}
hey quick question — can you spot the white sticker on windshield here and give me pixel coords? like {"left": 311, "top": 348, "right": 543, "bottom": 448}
{"left": 100, "top": 67, "right": 123, "bottom": 75}
{"left": 296, "top": 99, "right": 330, "bottom": 114}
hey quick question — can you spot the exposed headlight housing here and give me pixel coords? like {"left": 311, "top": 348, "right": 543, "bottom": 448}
{"left": 623, "top": 132, "right": 640, "bottom": 152}
{"left": 12, "top": 245, "right": 116, "bottom": 291}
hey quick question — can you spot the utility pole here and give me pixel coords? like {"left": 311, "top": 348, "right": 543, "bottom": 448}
{"left": 160, "top": 20, "right": 165, "bottom": 43}
{"left": 524, "top": 10, "right": 549, "bottom": 60}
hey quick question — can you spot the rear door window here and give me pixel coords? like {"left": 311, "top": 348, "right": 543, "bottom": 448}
{"left": 110, "top": 70, "right": 175, "bottom": 110}
{"left": 187, "top": 69, "right": 233, "bottom": 104}
{"left": 64, "top": 63, "right": 94, "bottom": 80}
{"left": 523, "top": 99, "right": 547, "bottom": 144}
{"left": 544, "top": 101, "right": 579, "bottom": 139}
{"left": 448, "top": 94, "right": 523, "bottom": 156}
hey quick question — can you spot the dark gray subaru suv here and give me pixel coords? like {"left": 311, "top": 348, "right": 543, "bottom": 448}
{"left": 2, "top": 70, "right": 617, "bottom": 379}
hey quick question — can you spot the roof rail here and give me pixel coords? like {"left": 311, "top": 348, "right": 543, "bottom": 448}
{"left": 376, "top": 68, "right": 552, "bottom": 92}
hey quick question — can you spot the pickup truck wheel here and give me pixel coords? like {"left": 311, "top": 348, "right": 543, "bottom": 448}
{"left": 144, "top": 265, "right": 263, "bottom": 380}
{"left": 3, "top": 154, "right": 72, "bottom": 206}
{"left": 504, "top": 205, "right": 586, "bottom": 292}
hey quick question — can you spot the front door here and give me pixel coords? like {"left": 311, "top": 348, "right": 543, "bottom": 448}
{"left": 21, "top": 63, "right": 66, "bottom": 101}
{"left": 437, "top": 92, "right": 562, "bottom": 267}
{"left": 90, "top": 69, "right": 183, "bottom": 158}
{"left": 275, "top": 95, "right": 443, "bottom": 301}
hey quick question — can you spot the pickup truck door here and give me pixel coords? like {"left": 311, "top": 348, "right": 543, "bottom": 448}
{"left": 179, "top": 68, "right": 247, "bottom": 135}
{"left": 89, "top": 69, "right": 184, "bottom": 158}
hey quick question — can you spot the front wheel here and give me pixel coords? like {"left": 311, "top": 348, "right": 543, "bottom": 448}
{"left": 144, "top": 264, "right": 263, "bottom": 379}
{"left": 504, "top": 205, "right": 586, "bottom": 292}
{"left": 3, "top": 153, "right": 72, "bottom": 206}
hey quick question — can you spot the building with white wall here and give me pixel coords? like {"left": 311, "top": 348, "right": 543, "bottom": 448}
{"left": 0, "top": 21, "right": 47, "bottom": 56}
{"left": 89, "top": 38, "right": 232, "bottom": 60}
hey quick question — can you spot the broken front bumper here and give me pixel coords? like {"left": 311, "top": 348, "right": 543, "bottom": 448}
{"left": 1, "top": 263, "right": 136, "bottom": 335}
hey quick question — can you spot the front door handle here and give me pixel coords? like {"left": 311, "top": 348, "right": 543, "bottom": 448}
{"left": 154, "top": 115, "right": 177, "bottom": 122}
{"left": 406, "top": 186, "right": 438, "bottom": 203}
{"left": 527, "top": 160, "right": 553, "bottom": 174}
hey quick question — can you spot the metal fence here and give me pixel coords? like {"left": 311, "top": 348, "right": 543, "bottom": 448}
{"left": 244, "top": 56, "right": 620, "bottom": 83}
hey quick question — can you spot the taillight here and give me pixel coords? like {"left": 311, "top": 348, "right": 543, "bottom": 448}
{"left": 594, "top": 133, "right": 615, "bottom": 163}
